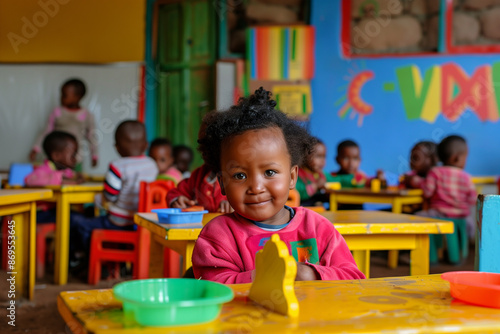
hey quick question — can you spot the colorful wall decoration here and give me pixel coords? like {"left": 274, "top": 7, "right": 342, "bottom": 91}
{"left": 311, "top": 0, "right": 500, "bottom": 177}
{"left": 247, "top": 26, "right": 315, "bottom": 80}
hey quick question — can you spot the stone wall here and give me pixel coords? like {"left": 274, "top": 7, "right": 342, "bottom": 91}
{"left": 225, "top": 0, "right": 308, "bottom": 54}
{"left": 350, "top": 0, "right": 500, "bottom": 55}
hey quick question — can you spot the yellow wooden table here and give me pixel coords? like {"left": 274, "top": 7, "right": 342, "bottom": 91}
{"left": 323, "top": 211, "right": 453, "bottom": 277}
{"left": 0, "top": 189, "right": 53, "bottom": 300}
{"left": 57, "top": 274, "right": 500, "bottom": 333}
{"left": 472, "top": 175, "right": 497, "bottom": 194}
{"left": 44, "top": 182, "right": 104, "bottom": 285}
{"left": 135, "top": 211, "right": 452, "bottom": 278}
{"left": 328, "top": 188, "right": 424, "bottom": 269}
{"left": 327, "top": 187, "right": 423, "bottom": 213}
{"left": 134, "top": 213, "right": 205, "bottom": 277}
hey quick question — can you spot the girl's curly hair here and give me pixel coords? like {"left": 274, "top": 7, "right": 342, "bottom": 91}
{"left": 198, "top": 87, "right": 314, "bottom": 173}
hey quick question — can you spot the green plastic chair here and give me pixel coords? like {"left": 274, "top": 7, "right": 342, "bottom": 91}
{"left": 429, "top": 217, "right": 468, "bottom": 265}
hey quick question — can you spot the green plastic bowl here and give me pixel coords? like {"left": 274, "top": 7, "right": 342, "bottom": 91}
{"left": 113, "top": 278, "right": 234, "bottom": 327}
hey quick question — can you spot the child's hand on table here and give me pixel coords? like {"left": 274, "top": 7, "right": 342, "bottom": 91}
{"left": 295, "top": 262, "right": 319, "bottom": 281}
{"left": 62, "top": 172, "right": 85, "bottom": 185}
{"left": 171, "top": 196, "right": 196, "bottom": 208}
{"left": 218, "top": 200, "right": 233, "bottom": 213}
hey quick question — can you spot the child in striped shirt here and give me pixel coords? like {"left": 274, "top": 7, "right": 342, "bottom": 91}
{"left": 72, "top": 120, "right": 158, "bottom": 255}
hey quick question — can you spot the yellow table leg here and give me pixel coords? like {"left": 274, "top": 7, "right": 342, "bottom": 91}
{"left": 352, "top": 250, "right": 370, "bottom": 278}
{"left": 11, "top": 211, "right": 28, "bottom": 299}
{"left": 184, "top": 241, "right": 195, "bottom": 271}
{"left": 28, "top": 202, "right": 36, "bottom": 300}
{"left": 149, "top": 235, "right": 164, "bottom": 278}
{"left": 329, "top": 193, "right": 338, "bottom": 212}
{"left": 55, "top": 194, "right": 70, "bottom": 285}
{"left": 387, "top": 198, "right": 403, "bottom": 269}
{"left": 410, "top": 235, "right": 429, "bottom": 275}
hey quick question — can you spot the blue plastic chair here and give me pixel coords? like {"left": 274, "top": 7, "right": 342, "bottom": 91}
{"left": 475, "top": 194, "right": 500, "bottom": 273}
{"left": 429, "top": 217, "right": 468, "bottom": 265}
{"left": 8, "top": 163, "right": 33, "bottom": 186}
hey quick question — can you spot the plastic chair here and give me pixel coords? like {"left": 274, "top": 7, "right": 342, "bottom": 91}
{"left": 36, "top": 223, "right": 56, "bottom": 278}
{"left": 429, "top": 217, "right": 468, "bottom": 265}
{"left": 137, "top": 180, "right": 179, "bottom": 278}
{"left": 87, "top": 180, "right": 176, "bottom": 284}
{"left": 475, "top": 194, "right": 500, "bottom": 273}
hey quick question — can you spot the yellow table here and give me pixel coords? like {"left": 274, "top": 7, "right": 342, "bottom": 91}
{"left": 135, "top": 211, "right": 452, "bottom": 278}
{"left": 472, "top": 175, "right": 497, "bottom": 194}
{"left": 134, "top": 213, "right": 204, "bottom": 278}
{"left": 0, "top": 189, "right": 53, "bottom": 300}
{"left": 323, "top": 211, "right": 453, "bottom": 277}
{"left": 328, "top": 188, "right": 424, "bottom": 269}
{"left": 45, "top": 182, "right": 104, "bottom": 285}
{"left": 328, "top": 187, "right": 423, "bottom": 213}
{"left": 58, "top": 274, "right": 500, "bottom": 333}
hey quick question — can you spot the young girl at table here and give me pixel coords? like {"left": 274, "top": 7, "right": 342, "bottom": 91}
{"left": 29, "top": 78, "right": 98, "bottom": 170}
{"left": 296, "top": 137, "right": 335, "bottom": 206}
{"left": 192, "top": 88, "right": 365, "bottom": 283}
{"left": 148, "top": 138, "right": 183, "bottom": 185}
{"left": 167, "top": 112, "right": 232, "bottom": 213}
{"left": 401, "top": 141, "right": 438, "bottom": 189}
{"left": 25, "top": 130, "right": 85, "bottom": 223}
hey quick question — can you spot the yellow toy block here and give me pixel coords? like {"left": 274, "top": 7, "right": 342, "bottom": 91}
{"left": 248, "top": 234, "right": 299, "bottom": 317}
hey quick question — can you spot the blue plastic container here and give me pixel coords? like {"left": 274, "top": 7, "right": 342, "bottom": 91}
{"left": 152, "top": 208, "right": 208, "bottom": 224}
{"left": 8, "top": 163, "right": 34, "bottom": 186}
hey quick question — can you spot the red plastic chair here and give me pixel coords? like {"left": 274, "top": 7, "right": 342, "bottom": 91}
{"left": 87, "top": 180, "right": 176, "bottom": 284}
{"left": 2, "top": 217, "right": 55, "bottom": 279}
{"left": 137, "top": 180, "right": 180, "bottom": 278}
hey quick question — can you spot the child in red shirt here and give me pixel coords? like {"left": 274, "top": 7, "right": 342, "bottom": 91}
{"left": 192, "top": 88, "right": 365, "bottom": 283}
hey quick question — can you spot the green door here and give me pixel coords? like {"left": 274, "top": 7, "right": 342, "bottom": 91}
{"left": 156, "top": 0, "right": 215, "bottom": 168}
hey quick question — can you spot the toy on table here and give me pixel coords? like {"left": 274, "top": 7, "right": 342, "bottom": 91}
{"left": 152, "top": 208, "right": 208, "bottom": 224}
{"left": 249, "top": 234, "right": 299, "bottom": 317}
{"left": 442, "top": 271, "right": 500, "bottom": 309}
{"left": 113, "top": 278, "right": 234, "bottom": 327}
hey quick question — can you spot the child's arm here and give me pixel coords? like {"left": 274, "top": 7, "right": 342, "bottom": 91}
{"left": 29, "top": 108, "right": 59, "bottom": 161}
{"left": 421, "top": 169, "right": 437, "bottom": 199}
{"left": 103, "top": 164, "right": 121, "bottom": 203}
{"left": 166, "top": 176, "right": 196, "bottom": 207}
{"left": 192, "top": 234, "right": 254, "bottom": 283}
{"left": 25, "top": 167, "right": 64, "bottom": 186}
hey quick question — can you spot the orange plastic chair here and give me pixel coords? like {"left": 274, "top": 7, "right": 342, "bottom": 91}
{"left": 137, "top": 179, "right": 180, "bottom": 278}
{"left": 87, "top": 180, "right": 176, "bottom": 284}
{"left": 286, "top": 189, "right": 300, "bottom": 207}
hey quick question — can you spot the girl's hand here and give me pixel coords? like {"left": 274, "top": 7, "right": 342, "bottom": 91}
{"left": 171, "top": 196, "right": 196, "bottom": 208}
{"left": 317, "top": 177, "right": 327, "bottom": 190}
{"left": 218, "top": 200, "right": 233, "bottom": 213}
{"left": 295, "top": 262, "right": 318, "bottom": 281}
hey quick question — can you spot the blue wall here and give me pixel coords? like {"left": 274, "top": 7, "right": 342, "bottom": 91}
{"left": 310, "top": 0, "right": 500, "bottom": 183}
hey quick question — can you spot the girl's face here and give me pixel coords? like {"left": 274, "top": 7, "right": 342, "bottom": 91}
{"left": 410, "top": 145, "right": 434, "bottom": 176}
{"left": 219, "top": 127, "right": 298, "bottom": 225}
{"left": 149, "top": 145, "right": 173, "bottom": 174}
{"left": 308, "top": 143, "right": 326, "bottom": 173}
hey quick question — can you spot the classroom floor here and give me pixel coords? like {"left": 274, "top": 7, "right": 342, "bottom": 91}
{"left": 0, "top": 246, "right": 476, "bottom": 334}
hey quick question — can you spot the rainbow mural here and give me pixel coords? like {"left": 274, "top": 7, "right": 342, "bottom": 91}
{"left": 247, "top": 26, "right": 315, "bottom": 80}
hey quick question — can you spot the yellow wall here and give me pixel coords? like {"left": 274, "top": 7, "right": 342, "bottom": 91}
{"left": 0, "top": 0, "right": 146, "bottom": 63}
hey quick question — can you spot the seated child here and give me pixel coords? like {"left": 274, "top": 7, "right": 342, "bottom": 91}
{"left": 192, "top": 88, "right": 365, "bottom": 283}
{"left": 402, "top": 141, "right": 438, "bottom": 189}
{"left": 25, "top": 130, "right": 84, "bottom": 223}
{"left": 296, "top": 137, "right": 335, "bottom": 206}
{"left": 167, "top": 112, "right": 231, "bottom": 213}
{"left": 148, "top": 138, "right": 183, "bottom": 185}
{"left": 173, "top": 144, "right": 194, "bottom": 179}
{"left": 417, "top": 135, "right": 476, "bottom": 219}
{"left": 72, "top": 120, "right": 158, "bottom": 253}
